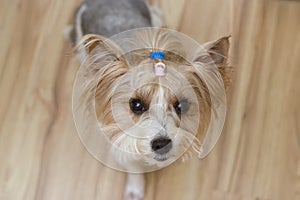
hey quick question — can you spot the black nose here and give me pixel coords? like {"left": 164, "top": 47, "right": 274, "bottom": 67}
{"left": 151, "top": 137, "right": 172, "bottom": 154}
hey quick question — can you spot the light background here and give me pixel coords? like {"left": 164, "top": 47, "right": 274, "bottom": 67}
{"left": 0, "top": 0, "right": 300, "bottom": 199}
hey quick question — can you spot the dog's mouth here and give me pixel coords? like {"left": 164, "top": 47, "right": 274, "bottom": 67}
{"left": 153, "top": 154, "right": 169, "bottom": 162}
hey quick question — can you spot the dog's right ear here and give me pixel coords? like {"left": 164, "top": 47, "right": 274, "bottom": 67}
{"left": 74, "top": 34, "right": 126, "bottom": 64}
{"left": 76, "top": 35, "right": 129, "bottom": 121}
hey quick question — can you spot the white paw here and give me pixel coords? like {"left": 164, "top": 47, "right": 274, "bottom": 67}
{"left": 124, "top": 173, "right": 145, "bottom": 200}
{"left": 124, "top": 185, "right": 144, "bottom": 200}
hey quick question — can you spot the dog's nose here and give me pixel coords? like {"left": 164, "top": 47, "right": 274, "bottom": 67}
{"left": 151, "top": 137, "right": 172, "bottom": 154}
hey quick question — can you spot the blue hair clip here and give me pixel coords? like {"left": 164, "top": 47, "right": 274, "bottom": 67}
{"left": 150, "top": 51, "right": 165, "bottom": 60}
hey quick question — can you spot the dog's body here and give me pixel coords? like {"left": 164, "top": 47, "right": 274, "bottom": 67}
{"left": 70, "top": 0, "right": 161, "bottom": 46}
{"left": 69, "top": 1, "right": 231, "bottom": 200}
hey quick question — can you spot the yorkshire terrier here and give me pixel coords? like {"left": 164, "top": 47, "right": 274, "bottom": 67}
{"left": 68, "top": 0, "right": 231, "bottom": 200}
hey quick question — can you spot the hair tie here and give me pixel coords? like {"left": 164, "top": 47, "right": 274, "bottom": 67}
{"left": 150, "top": 52, "right": 166, "bottom": 76}
{"left": 150, "top": 51, "right": 165, "bottom": 60}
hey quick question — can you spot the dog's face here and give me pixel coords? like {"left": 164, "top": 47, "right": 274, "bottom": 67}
{"left": 79, "top": 32, "right": 231, "bottom": 168}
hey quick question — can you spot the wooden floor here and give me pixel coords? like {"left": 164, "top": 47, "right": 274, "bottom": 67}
{"left": 0, "top": 0, "right": 300, "bottom": 199}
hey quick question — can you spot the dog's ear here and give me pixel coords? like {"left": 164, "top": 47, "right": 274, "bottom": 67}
{"left": 189, "top": 37, "right": 232, "bottom": 158}
{"left": 193, "top": 36, "right": 232, "bottom": 90}
{"left": 76, "top": 34, "right": 129, "bottom": 120}
{"left": 198, "top": 36, "right": 230, "bottom": 65}
{"left": 75, "top": 34, "right": 126, "bottom": 63}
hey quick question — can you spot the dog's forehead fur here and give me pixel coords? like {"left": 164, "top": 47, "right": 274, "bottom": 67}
{"left": 110, "top": 60, "right": 207, "bottom": 107}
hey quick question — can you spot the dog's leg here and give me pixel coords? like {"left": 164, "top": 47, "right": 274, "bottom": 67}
{"left": 124, "top": 173, "right": 145, "bottom": 200}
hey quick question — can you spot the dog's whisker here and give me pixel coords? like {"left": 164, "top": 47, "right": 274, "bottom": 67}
{"left": 179, "top": 131, "right": 202, "bottom": 155}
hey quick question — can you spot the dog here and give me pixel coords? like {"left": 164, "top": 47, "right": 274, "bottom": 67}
{"left": 68, "top": 0, "right": 231, "bottom": 199}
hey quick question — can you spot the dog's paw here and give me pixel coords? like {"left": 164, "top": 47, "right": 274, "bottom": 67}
{"left": 124, "top": 173, "right": 145, "bottom": 200}
{"left": 124, "top": 185, "right": 144, "bottom": 200}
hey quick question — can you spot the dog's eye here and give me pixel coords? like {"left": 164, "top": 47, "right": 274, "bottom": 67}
{"left": 129, "top": 98, "right": 148, "bottom": 115}
{"left": 174, "top": 99, "right": 190, "bottom": 115}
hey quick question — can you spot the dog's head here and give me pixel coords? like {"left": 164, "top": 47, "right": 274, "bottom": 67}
{"left": 77, "top": 29, "right": 231, "bottom": 168}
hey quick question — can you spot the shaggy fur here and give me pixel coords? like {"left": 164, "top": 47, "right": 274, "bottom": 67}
{"left": 77, "top": 31, "right": 230, "bottom": 161}
{"left": 69, "top": 1, "right": 231, "bottom": 200}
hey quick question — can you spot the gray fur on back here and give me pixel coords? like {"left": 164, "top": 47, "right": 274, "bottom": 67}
{"left": 79, "top": 0, "right": 151, "bottom": 38}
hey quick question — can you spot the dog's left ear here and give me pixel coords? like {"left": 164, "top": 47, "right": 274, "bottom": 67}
{"left": 192, "top": 37, "right": 231, "bottom": 158}
{"left": 194, "top": 36, "right": 232, "bottom": 89}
